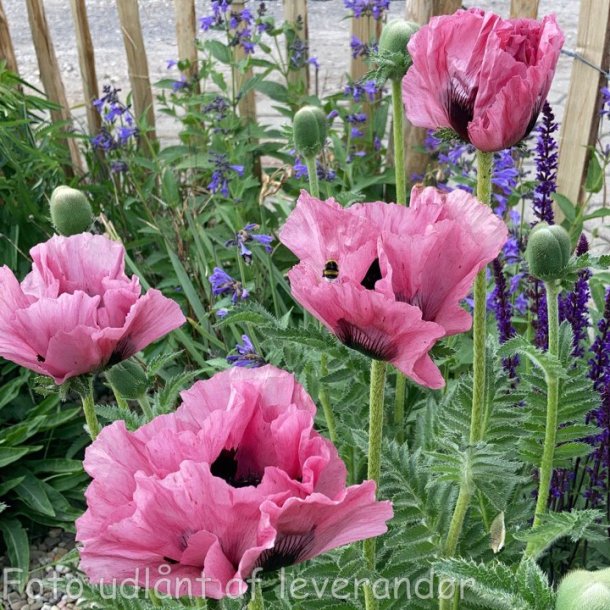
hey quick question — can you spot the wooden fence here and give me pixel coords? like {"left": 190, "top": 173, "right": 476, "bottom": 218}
{"left": 0, "top": 0, "right": 608, "bottom": 204}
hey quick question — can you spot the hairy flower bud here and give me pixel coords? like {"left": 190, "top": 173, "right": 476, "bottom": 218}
{"left": 556, "top": 568, "right": 610, "bottom": 610}
{"left": 105, "top": 359, "right": 149, "bottom": 400}
{"left": 378, "top": 19, "right": 419, "bottom": 80}
{"left": 526, "top": 222, "right": 571, "bottom": 282}
{"left": 50, "top": 186, "right": 93, "bottom": 236}
{"left": 293, "top": 106, "right": 327, "bottom": 159}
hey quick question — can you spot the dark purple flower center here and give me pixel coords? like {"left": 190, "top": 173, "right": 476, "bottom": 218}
{"left": 254, "top": 530, "right": 315, "bottom": 572}
{"left": 446, "top": 78, "right": 478, "bottom": 142}
{"left": 211, "top": 448, "right": 262, "bottom": 488}
{"left": 336, "top": 319, "right": 397, "bottom": 361}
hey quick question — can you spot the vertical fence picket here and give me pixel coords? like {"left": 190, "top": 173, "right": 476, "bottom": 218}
{"left": 69, "top": 0, "right": 101, "bottom": 140}
{"left": 231, "top": 0, "right": 256, "bottom": 122}
{"left": 557, "top": 0, "right": 610, "bottom": 208}
{"left": 0, "top": 0, "right": 19, "bottom": 75}
{"left": 283, "top": 0, "right": 309, "bottom": 94}
{"left": 350, "top": 13, "right": 381, "bottom": 83}
{"left": 174, "top": 0, "right": 200, "bottom": 92}
{"left": 401, "top": 0, "right": 461, "bottom": 186}
{"left": 25, "top": 0, "right": 83, "bottom": 175}
{"left": 116, "top": 0, "right": 156, "bottom": 151}
{"left": 510, "top": 0, "right": 540, "bottom": 18}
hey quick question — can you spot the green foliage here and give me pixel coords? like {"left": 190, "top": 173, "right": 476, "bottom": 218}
{"left": 0, "top": 363, "right": 88, "bottom": 589}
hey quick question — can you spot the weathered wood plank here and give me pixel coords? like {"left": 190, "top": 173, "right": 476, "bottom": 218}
{"left": 0, "top": 0, "right": 19, "bottom": 75}
{"left": 230, "top": 0, "right": 256, "bottom": 122}
{"left": 402, "top": 0, "right": 461, "bottom": 185}
{"left": 25, "top": 0, "right": 83, "bottom": 175}
{"left": 557, "top": 0, "right": 610, "bottom": 207}
{"left": 174, "top": 0, "right": 199, "bottom": 91}
{"left": 510, "top": 0, "right": 540, "bottom": 19}
{"left": 69, "top": 0, "right": 101, "bottom": 139}
{"left": 116, "top": 0, "right": 156, "bottom": 148}
{"left": 283, "top": 0, "right": 309, "bottom": 93}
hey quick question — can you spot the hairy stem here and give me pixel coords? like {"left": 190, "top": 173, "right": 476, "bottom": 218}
{"left": 525, "top": 281, "right": 560, "bottom": 556}
{"left": 138, "top": 394, "right": 154, "bottom": 420}
{"left": 364, "top": 359, "right": 387, "bottom": 610}
{"left": 80, "top": 376, "right": 101, "bottom": 440}
{"left": 391, "top": 78, "right": 406, "bottom": 206}
{"left": 391, "top": 78, "right": 408, "bottom": 444}
{"left": 439, "top": 150, "right": 493, "bottom": 610}
{"left": 305, "top": 155, "right": 320, "bottom": 199}
{"left": 319, "top": 354, "right": 337, "bottom": 443}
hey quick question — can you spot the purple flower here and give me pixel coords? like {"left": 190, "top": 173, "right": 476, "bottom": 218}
{"left": 600, "top": 87, "right": 610, "bottom": 117}
{"left": 166, "top": 59, "right": 177, "bottom": 70}
{"left": 533, "top": 101, "right": 558, "bottom": 224}
{"left": 292, "top": 156, "right": 335, "bottom": 182}
{"left": 491, "top": 257, "right": 519, "bottom": 378}
{"left": 227, "top": 334, "right": 265, "bottom": 368}
{"left": 351, "top": 127, "right": 364, "bottom": 139}
{"left": 171, "top": 76, "right": 190, "bottom": 92}
{"left": 344, "top": 0, "right": 389, "bottom": 20}
{"left": 530, "top": 278, "right": 548, "bottom": 351}
{"left": 225, "top": 223, "right": 273, "bottom": 264}
{"left": 207, "top": 153, "right": 244, "bottom": 197}
{"left": 308, "top": 57, "right": 320, "bottom": 69}
{"left": 208, "top": 267, "right": 249, "bottom": 304}
{"left": 110, "top": 160, "right": 128, "bottom": 174}
{"left": 559, "top": 234, "right": 591, "bottom": 357}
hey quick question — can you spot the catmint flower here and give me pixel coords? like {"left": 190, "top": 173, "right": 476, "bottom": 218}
{"left": 171, "top": 76, "right": 190, "bottom": 92}
{"left": 533, "top": 101, "right": 558, "bottom": 224}
{"left": 344, "top": 0, "right": 390, "bottom": 20}
{"left": 226, "top": 334, "right": 265, "bottom": 368}
{"left": 491, "top": 258, "right": 519, "bottom": 378}
{"left": 166, "top": 59, "right": 177, "bottom": 70}
{"left": 208, "top": 153, "right": 245, "bottom": 197}
{"left": 529, "top": 277, "right": 548, "bottom": 350}
{"left": 493, "top": 149, "right": 519, "bottom": 215}
{"left": 350, "top": 35, "right": 376, "bottom": 59}
{"left": 209, "top": 267, "right": 249, "bottom": 304}
{"left": 308, "top": 57, "right": 320, "bottom": 68}
{"left": 559, "top": 234, "right": 591, "bottom": 357}
{"left": 225, "top": 223, "right": 273, "bottom": 264}
{"left": 600, "top": 87, "right": 610, "bottom": 117}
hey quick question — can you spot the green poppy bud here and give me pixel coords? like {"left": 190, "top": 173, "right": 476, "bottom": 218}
{"left": 378, "top": 20, "right": 419, "bottom": 81}
{"left": 556, "top": 568, "right": 610, "bottom": 610}
{"left": 525, "top": 222, "right": 572, "bottom": 282}
{"left": 293, "top": 106, "right": 327, "bottom": 159}
{"left": 105, "top": 359, "right": 149, "bottom": 400}
{"left": 50, "top": 186, "right": 93, "bottom": 236}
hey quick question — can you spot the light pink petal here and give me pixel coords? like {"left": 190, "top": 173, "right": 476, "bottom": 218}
{"left": 115, "top": 288, "right": 186, "bottom": 359}
{"left": 23, "top": 233, "right": 129, "bottom": 298}
{"left": 279, "top": 190, "right": 377, "bottom": 270}
{"left": 254, "top": 481, "right": 393, "bottom": 567}
{"left": 288, "top": 265, "right": 445, "bottom": 387}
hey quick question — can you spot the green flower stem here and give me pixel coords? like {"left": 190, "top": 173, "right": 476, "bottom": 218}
{"left": 108, "top": 381, "right": 129, "bottom": 410}
{"left": 394, "top": 372, "right": 406, "bottom": 443}
{"left": 391, "top": 78, "right": 408, "bottom": 443}
{"left": 138, "top": 394, "right": 154, "bottom": 420}
{"left": 525, "top": 280, "right": 560, "bottom": 555}
{"left": 391, "top": 78, "right": 406, "bottom": 206}
{"left": 470, "top": 150, "right": 493, "bottom": 444}
{"left": 247, "top": 581, "right": 264, "bottom": 610}
{"left": 81, "top": 377, "right": 101, "bottom": 440}
{"left": 305, "top": 155, "right": 320, "bottom": 199}
{"left": 364, "top": 359, "right": 387, "bottom": 610}
{"left": 438, "top": 150, "right": 493, "bottom": 610}
{"left": 319, "top": 354, "right": 337, "bottom": 443}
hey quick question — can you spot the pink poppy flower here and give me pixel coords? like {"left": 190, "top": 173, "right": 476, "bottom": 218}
{"left": 403, "top": 9, "right": 564, "bottom": 152}
{"left": 279, "top": 189, "right": 508, "bottom": 389}
{"left": 0, "top": 233, "right": 185, "bottom": 384}
{"left": 76, "top": 365, "right": 393, "bottom": 599}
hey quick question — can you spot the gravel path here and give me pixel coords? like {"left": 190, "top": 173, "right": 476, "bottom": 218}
{"left": 0, "top": 529, "right": 80, "bottom": 610}
{"left": 3, "top": 0, "right": 578, "bottom": 140}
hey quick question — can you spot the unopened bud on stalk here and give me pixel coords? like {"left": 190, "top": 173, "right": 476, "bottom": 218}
{"left": 50, "top": 186, "right": 93, "bottom": 236}
{"left": 378, "top": 20, "right": 419, "bottom": 80}
{"left": 556, "top": 568, "right": 610, "bottom": 610}
{"left": 525, "top": 222, "right": 571, "bottom": 282}
{"left": 293, "top": 106, "right": 327, "bottom": 159}
{"left": 105, "top": 359, "right": 149, "bottom": 400}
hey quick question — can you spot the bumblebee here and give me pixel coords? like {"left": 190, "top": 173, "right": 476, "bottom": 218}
{"left": 323, "top": 259, "right": 339, "bottom": 281}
